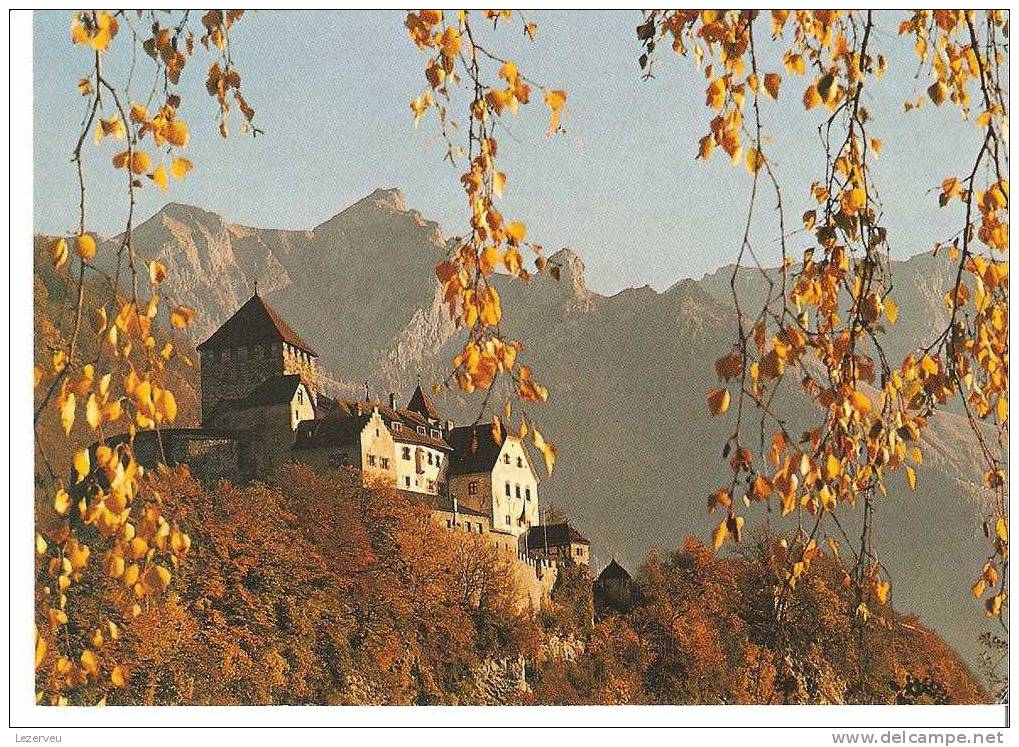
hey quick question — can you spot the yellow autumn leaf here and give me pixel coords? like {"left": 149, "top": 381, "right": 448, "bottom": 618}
{"left": 85, "top": 393, "right": 100, "bottom": 430}
{"left": 544, "top": 89, "right": 567, "bottom": 134}
{"left": 706, "top": 387, "right": 730, "bottom": 416}
{"left": 905, "top": 465, "right": 917, "bottom": 491}
{"left": 53, "top": 488, "right": 71, "bottom": 516}
{"left": 166, "top": 119, "right": 190, "bottom": 147}
{"left": 52, "top": 238, "right": 69, "bottom": 270}
{"left": 803, "top": 83, "right": 821, "bottom": 110}
{"left": 493, "top": 171, "right": 506, "bottom": 198}
{"left": 763, "top": 72, "right": 781, "bottom": 99}
{"left": 35, "top": 632, "right": 47, "bottom": 670}
{"left": 705, "top": 77, "right": 725, "bottom": 110}
{"left": 825, "top": 453, "right": 841, "bottom": 481}
{"left": 80, "top": 649, "right": 99, "bottom": 677}
{"left": 885, "top": 298, "right": 899, "bottom": 325}
{"left": 76, "top": 234, "right": 97, "bottom": 262}
{"left": 73, "top": 448, "right": 90, "bottom": 483}
{"left": 506, "top": 222, "right": 526, "bottom": 244}
{"left": 171, "top": 156, "right": 193, "bottom": 180}
{"left": 129, "top": 150, "right": 151, "bottom": 175}
{"left": 712, "top": 518, "right": 729, "bottom": 550}
{"left": 875, "top": 579, "right": 890, "bottom": 604}
{"left": 60, "top": 392, "right": 76, "bottom": 435}
{"left": 849, "top": 389, "right": 872, "bottom": 415}
{"left": 160, "top": 389, "right": 178, "bottom": 423}
{"left": 151, "top": 163, "right": 168, "bottom": 191}
{"left": 111, "top": 665, "right": 129, "bottom": 688}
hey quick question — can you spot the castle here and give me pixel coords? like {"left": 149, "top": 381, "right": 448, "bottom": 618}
{"left": 127, "top": 292, "right": 590, "bottom": 587}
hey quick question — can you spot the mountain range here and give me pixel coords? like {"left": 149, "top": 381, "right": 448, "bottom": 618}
{"left": 37, "top": 188, "right": 999, "bottom": 670}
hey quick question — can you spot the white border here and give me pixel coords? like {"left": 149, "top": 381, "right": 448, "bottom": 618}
{"left": 8, "top": 4, "right": 1012, "bottom": 737}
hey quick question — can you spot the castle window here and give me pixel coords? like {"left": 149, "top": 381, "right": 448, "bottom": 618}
{"left": 446, "top": 519, "right": 452, "bottom": 528}
{"left": 435, "top": 455, "right": 442, "bottom": 468}
{"left": 576, "top": 548, "right": 583, "bottom": 557}
{"left": 505, "top": 482, "right": 511, "bottom": 497}
{"left": 427, "top": 452, "right": 433, "bottom": 466}
{"left": 525, "top": 487, "right": 531, "bottom": 501}
{"left": 505, "top": 515, "right": 511, "bottom": 526}
{"left": 477, "top": 523, "right": 483, "bottom": 534}
{"left": 402, "top": 446, "right": 411, "bottom": 460}
{"left": 417, "top": 426, "right": 426, "bottom": 435}
{"left": 367, "top": 454, "right": 377, "bottom": 467}
{"left": 517, "top": 456, "right": 523, "bottom": 468}
{"left": 392, "top": 421, "right": 402, "bottom": 431}
{"left": 427, "top": 479, "right": 436, "bottom": 492}
{"left": 381, "top": 457, "right": 390, "bottom": 470}
{"left": 297, "top": 390, "right": 303, "bottom": 405}
{"left": 468, "top": 481, "right": 478, "bottom": 495}
{"left": 404, "top": 476, "right": 411, "bottom": 487}
{"left": 503, "top": 454, "right": 510, "bottom": 465}
{"left": 430, "top": 429, "right": 441, "bottom": 439}
{"left": 515, "top": 485, "right": 521, "bottom": 499}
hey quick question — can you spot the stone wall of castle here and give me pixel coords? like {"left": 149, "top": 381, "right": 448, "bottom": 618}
{"left": 130, "top": 430, "right": 246, "bottom": 482}
{"left": 200, "top": 342, "right": 285, "bottom": 423}
{"left": 215, "top": 402, "right": 299, "bottom": 477}
{"left": 447, "top": 472, "right": 493, "bottom": 517}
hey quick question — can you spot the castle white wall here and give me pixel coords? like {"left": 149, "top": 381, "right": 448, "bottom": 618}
{"left": 290, "top": 383, "right": 315, "bottom": 430}
{"left": 359, "top": 410, "right": 397, "bottom": 485}
{"left": 394, "top": 436, "right": 446, "bottom": 495}
{"left": 489, "top": 437, "right": 539, "bottom": 538}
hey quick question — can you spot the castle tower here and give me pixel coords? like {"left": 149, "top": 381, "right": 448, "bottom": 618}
{"left": 196, "top": 293, "right": 319, "bottom": 426}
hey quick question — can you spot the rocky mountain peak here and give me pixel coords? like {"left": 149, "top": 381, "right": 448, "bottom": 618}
{"left": 548, "top": 248, "right": 591, "bottom": 299}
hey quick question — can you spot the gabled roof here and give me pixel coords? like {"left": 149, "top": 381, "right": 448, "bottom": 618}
{"left": 446, "top": 424, "right": 504, "bottom": 477}
{"left": 216, "top": 374, "right": 305, "bottom": 412}
{"left": 597, "top": 559, "right": 632, "bottom": 582}
{"left": 197, "top": 294, "right": 318, "bottom": 356}
{"left": 293, "top": 412, "right": 371, "bottom": 450}
{"left": 406, "top": 383, "right": 440, "bottom": 421}
{"left": 292, "top": 399, "right": 452, "bottom": 452}
{"left": 526, "top": 522, "right": 590, "bottom": 550}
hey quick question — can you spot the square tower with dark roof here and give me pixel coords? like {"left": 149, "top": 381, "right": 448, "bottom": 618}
{"left": 196, "top": 293, "right": 319, "bottom": 426}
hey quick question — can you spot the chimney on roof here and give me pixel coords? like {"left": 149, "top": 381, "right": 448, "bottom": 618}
{"left": 389, "top": 392, "right": 397, "bottom": 410}
{"left": 446, "top": 419, "right": 453, "bottom": 432}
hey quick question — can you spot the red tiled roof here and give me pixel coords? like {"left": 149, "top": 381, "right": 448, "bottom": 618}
{"left": 197, "top": 294, "right": 318, "bottom": 356}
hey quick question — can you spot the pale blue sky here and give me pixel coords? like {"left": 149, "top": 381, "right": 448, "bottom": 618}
{"left": 34, "top": 10, "right": 982, "bottom": 293}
